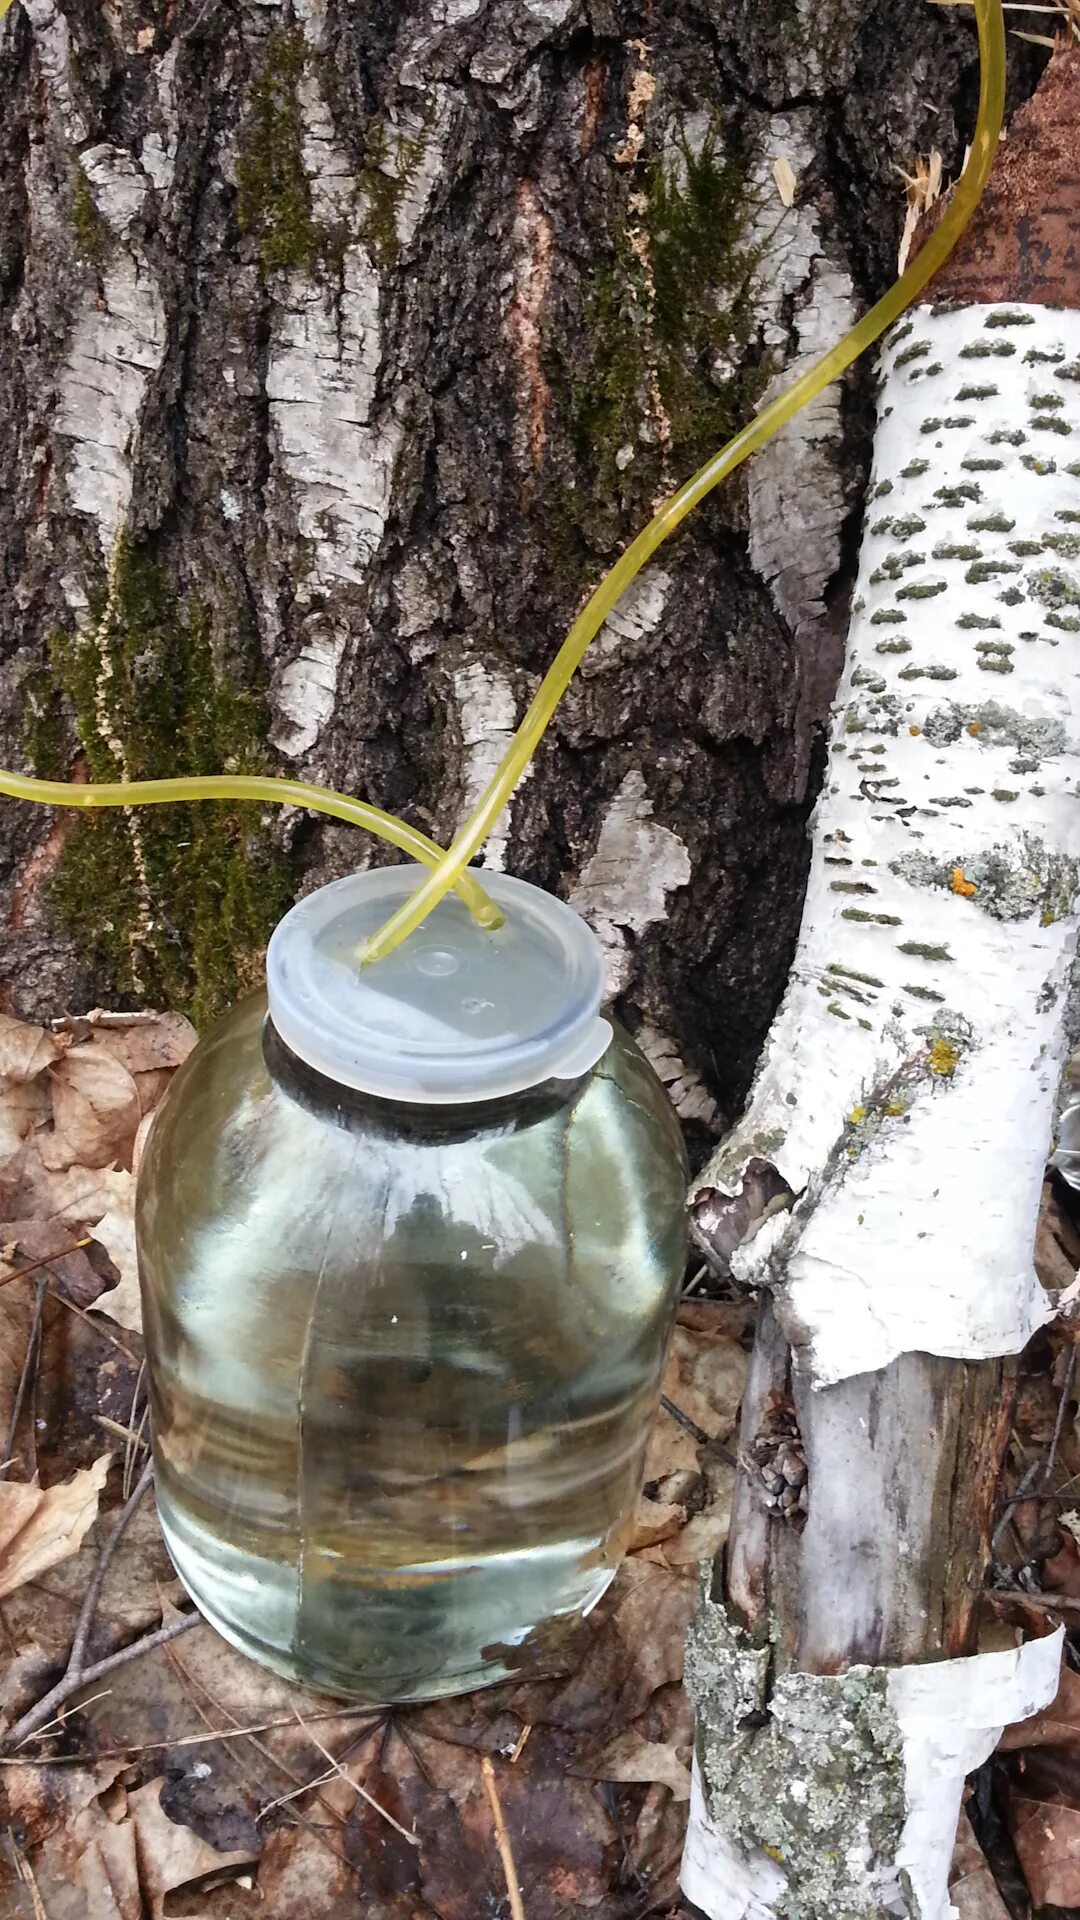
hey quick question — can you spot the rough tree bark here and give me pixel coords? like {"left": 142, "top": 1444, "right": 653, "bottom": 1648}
{"left": 682, "top": 38, "right": 1080, "bottom": 1920}
{"left": 0, "top": 0, "right": 1041, "bottom": 1135}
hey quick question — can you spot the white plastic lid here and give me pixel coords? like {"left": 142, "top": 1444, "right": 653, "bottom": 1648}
{"left": 266, "top": 868, "right": 612, "bottom": 1105}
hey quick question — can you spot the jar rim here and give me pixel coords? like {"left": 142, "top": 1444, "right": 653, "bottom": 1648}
{"left": 266, "top": 870, "right": 612, "bottom": 1105}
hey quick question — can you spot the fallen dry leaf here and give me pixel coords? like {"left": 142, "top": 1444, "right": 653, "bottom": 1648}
{"left": 0, "top": 1453, "right": 110, "bottom": 1599}
{"left": 45, "top": 1040, "right": 143, "bottom": 1172}
{"left": 583, "top": 1726, "right": 692, "bottom": 1801}
{"left": 88, "top": 1012, "right": 198, "bottom": 1076}
{"left": 128, "top": 1776, "right": 260, "bottom": 1920}
{"left": 1, "top": 1220, "right": 116, "bottom": 1308}
{"left": 0, "top": 1012, "right": 64, "bottom": 1082}
{"left": 92, "top": 1198, "right": 142, "bottom": 1333}
{"left": 1004, "top": 1753, "right": 1080, "bottom": 1910}
{"left": 949, "top": 1810, "right": 1010, "bottom": 1920}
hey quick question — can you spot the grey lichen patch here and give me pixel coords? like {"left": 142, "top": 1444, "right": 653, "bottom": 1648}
{"left": 957, "top": 613, "right": 1001, "bottom": 630}
{"left": 685, "top": 1599, "right": 906, "bottom": 1920}
{"left": 1032, "top": 416, "right": 1073, "bottom": 436}
{"left": 961, "top": 457, "right": 1005, "bottom": 472}
{"left": 977, "top": 653, "right": 1015, "bottom": 675}
{"left": 966, "top": 559, "right": 1020, "bottom": 584}
{"left": 992, "top": 788, "right": 1020, "bottom": 803}
{"left": 1008, "top": 540, "right": 1043, "bottom": 558}
{"left": 900, "top": 458, "right": 931, "bottom": 478}
{"left": 1022, "top": 454, "right": 1058, "bottom": 475}
{"left": 933, "top": 542, "right": 981, "bottom": 561}
{"left": 842, "top": 909, "right": 902, "bottom": 926}
{"left": 1044, "top": 533, "right": 1080, "bottom": 559}
{"left": 1047, "top": 611, "right": 1080, "bottom": 632}
{"left": 922, "top": 700, "right": 1065, "bottom": 761}
{"left": 1029, "top": 567, "right": 1080, "bottom": 611}
{"left": 1056, "top": 361, "right": 1080, "bottom": 383}
{"left": 875, "top": 638, "right": 911, "bottom": 654}
{"left": 871, "top": 479, "right": 894, "bottom": 500}
{"left": 895, "top": 838, "right": 1079, "bottom": 925}
{"left": 1058, "top": 511, "right": 1080, "bottom": 525}
{"left": 870, "top": 609, "right": 907, "bottom": 626}
{"left": 904, "top": 982, "right": 945, "bottom": 1003}
{"left": 827, "top": 1002, "right": 851, "bottom": 1019}
{"left": 985, "top": 310, "right": 1036, "bottom": 328}
{"left": 989, "top": 428, "right": 1027, "bottom": 445}
{"left": 1025, "top": 344, "right": 1065, "bottom": 364}
{"left": 1030, "top": 392, "right": 1065, "bottom": 411}
{"left": 830, "top": 881, "right": 878, "bottom": 895}
{"left": 921, "top": 415, "right": 975, "bottom": 433}
{"left": 955, "top": 383, "right": 999, "bottom": 401}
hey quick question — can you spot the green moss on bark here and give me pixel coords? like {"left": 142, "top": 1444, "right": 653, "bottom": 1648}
{"left": 36, "top": 537, "right": 296, "bottom": 1028}
{"left": 237, "top": 27, "right": 319, "bottom": 274}
{"left": 566, "top": 127, "right": 761, "bottom": 504}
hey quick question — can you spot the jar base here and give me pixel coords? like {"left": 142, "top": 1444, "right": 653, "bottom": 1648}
{"left": 157, "top": 1498, "right": 616, "bottom": 1705}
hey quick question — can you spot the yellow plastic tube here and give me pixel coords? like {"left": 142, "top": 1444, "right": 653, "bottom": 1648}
{"left": 360, "top": 0, "right": 1006, "bottom": 963}
{"left": 0, "top": 767, "right": 504, "bottom": 928}
{"left": 0, "top": 0, "right": 1006, "bottom": 965}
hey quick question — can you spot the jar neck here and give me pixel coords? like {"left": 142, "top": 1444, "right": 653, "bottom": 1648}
{"left": 262, "top": 1016, "right": 590, "bottom": 1140}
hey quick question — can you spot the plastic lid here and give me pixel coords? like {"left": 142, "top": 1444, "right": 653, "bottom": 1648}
{"left": 266, "top": 868, "right": 612, "bottom": 1105}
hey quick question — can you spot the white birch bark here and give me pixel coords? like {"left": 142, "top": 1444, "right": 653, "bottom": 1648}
{"left": 682, "top": 1617, "right": 1064, "bottom": 1920}
{"left": 695, "top": 302, "right": 1080, "bottom": 1389}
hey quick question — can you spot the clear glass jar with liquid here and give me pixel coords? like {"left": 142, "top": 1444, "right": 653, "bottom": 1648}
{"left": 136, "top": 870, "right": 689, "bottom": 1702}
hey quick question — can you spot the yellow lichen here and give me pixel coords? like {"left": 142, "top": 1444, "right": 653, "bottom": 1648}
{"left": 885, "top": 1099, "right": 909, "bottom": 1117}
{"left": 909, "top": 724, "right": 922, "bottom": 736}
{"left": 848, "top": 1105, "right": 867, "bottom": 1124}
{"left": 951, "top": 866, "right": 978, "bottom": 898}
{"left": 928, "top": 1037, "right": 960, "bottom": 1077}
{"left": 967, "top": 721, "right": 982, "bottom": 736}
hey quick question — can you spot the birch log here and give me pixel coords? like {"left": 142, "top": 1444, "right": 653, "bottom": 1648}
{"left": 682, "top": 40, "right": 1080, "bottom": 1920}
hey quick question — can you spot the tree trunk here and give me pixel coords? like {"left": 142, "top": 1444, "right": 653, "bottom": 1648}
{"left": 682, "top": 39, "right": 1080, "bottom": 1920}
{"left": 0, "top": 0, "right": 1031, "bottom": 1126}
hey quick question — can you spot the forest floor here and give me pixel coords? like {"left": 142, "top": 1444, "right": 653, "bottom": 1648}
{"left": 0, "top": 1007, "right": 1075, "bottom": 1920}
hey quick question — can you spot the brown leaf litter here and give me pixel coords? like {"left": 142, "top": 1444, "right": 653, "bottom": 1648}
{"left": 0, "top": 1007, "right": 749, "bottom": 1920}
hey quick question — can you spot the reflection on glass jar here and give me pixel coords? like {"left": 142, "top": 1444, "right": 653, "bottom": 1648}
{"left": 136, "top": 874, "right": 689, "bottom": 1702}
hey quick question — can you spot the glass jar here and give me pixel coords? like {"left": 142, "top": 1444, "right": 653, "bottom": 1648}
{"left": 136, "top": 871, "right": 689, "bottom": 1701}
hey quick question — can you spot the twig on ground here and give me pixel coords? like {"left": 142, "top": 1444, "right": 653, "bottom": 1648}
{"left": 6, "top": 1613, "right": 200, "bottom": 1750}
{"left": 69, "top": 1458, "right": 154, "bottom": 1676}
{"left": 164, "top": 1641, "right": 355, "bottom": 1864}
{"left": 1043, "top": 1348, "right": 1077, "bottom": 1489}
{"left": 659, "top": 1395, "right": 738, "bottom": 1469}
{"left": 510, "top": 1723, "right": 532, "bottom": 1765}
{"left": 296, "top": 1712, "right": 420, "bottom": 1846}
{"left": 0, "top": 1278, "right": 46, "bottom": 1482}
{"left": 481, "top": 1755, "right": 526, "bottom": 1920}
{"left": 992, "top": 1459, "right": 1042, "bottom": 1559}
{"left": 0, "top": 1240, "right": 92, "bottom": 1291}
{"left": 6, "top": 1830, "right": 47, "bottom": 1920}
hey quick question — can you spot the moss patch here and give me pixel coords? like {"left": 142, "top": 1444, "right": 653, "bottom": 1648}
{"left": 38, "top": 537, "right": 296, "bottom": 1027}
{"left": 71, "top": 160, "right": 107, "bottom": 265}
{"left": 566, "top": 126, "right": 761, "bottom": 506}
{"left": 237, "top": 26, "right": 320, "bottom": 274}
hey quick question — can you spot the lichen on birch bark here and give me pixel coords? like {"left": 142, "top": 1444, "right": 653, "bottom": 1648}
{"left": 694, "top": 302, "right": 1080, "bottom": 1387}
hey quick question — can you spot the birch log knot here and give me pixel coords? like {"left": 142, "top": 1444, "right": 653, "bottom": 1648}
{"left": 693, "top": 300, "right": 1080, "bottom": 1390}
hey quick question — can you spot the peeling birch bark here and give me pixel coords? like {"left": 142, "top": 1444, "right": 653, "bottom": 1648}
{"left": 696, "top": 302, "right": 1080, "bottom": 1387}
{"left": 683, "top": 1612, "right": 1064, "bottom": 1920}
